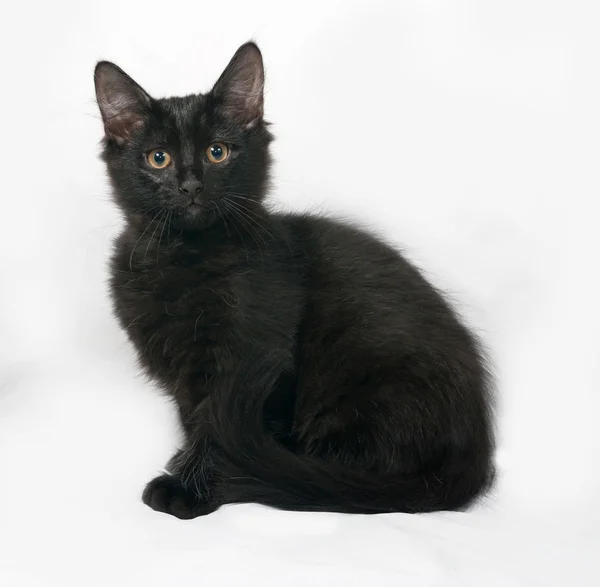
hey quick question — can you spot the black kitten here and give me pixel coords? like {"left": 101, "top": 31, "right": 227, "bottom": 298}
{"left": 95, "top": 42, "right": 494, "bottom": 518}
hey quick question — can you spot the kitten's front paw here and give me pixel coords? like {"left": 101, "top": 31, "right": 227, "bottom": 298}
{"left": 142, "top": 474, "right": 218, "bottom": 519}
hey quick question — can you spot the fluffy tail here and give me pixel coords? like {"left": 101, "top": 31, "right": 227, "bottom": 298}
{"left": 215, "top": 452, "right": 493, "bottom": 514}
{"left": 208, "top": 371, "right": 494, "bottom": 514}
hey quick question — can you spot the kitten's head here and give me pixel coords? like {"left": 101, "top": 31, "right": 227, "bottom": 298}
{"left": 95, "top": 42, "right": 272, "bottom": 231}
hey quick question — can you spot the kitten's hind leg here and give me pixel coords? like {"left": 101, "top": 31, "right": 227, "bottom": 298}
{"left": 142, "top": 473, "right": 219, "bottom": 519}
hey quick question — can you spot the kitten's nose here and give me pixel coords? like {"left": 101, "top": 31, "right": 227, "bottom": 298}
{"left": 179, "top": 179, "right": 204, "bottom": 196}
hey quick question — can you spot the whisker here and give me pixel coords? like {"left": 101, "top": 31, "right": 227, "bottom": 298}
{"left": 215, "top": 202, "right": 231, "bottom": 238}
{"left": 156, "top": 210, "right": 169, "bottom": 270}
{"left": 224, "top": 198, "right": 271, "bottom": 236}
{"left": 129, "top": 208, "right": 164, "bottom": 272}
{"left": 225, "top": 195, "right": 294, "bottom": 255}
{"left": 224, "top": 198, "right": 269, "bottom": 251}
{"left": 143, "top": 209, "right": 166, "bottom": 269}
{"left": 227, "top": 200, "right": 276, "bottom": 247}
{"left": 222, "top": 200, "right": 265, "bottom": 259}
{"left": 220, "top": 200, "right": 249, "bottom": 261}
{"left": 167, "top": 210, "right": 173, "bottom": 244}
{"left": 194, "top": 311, "right": 204, "bottom": 342}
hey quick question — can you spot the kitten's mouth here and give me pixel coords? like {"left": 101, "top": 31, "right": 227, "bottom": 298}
{"left": 186, "top": 202, "right": 205, "bottom": 215}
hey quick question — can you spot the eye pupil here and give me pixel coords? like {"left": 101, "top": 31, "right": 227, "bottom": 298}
{"left": 205, "top": 143, "right": 229, "bottom": 163}
{"left": 154, "top": 151, "right": 166, "bottom": 165}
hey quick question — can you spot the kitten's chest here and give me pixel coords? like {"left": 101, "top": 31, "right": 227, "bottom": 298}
{"left": 110, "top": 234, "right": 241, "bottom": 386}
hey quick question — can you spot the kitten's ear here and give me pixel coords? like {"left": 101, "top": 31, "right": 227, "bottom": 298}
{"left": 211, "top": 42, "right": 264, "bottom": 126}
{"left": 94, "top": 61, "right": 152, "bottom": 144}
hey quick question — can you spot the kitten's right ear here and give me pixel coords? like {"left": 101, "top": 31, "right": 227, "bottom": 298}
{"left": 211, "top": 42, "right": 265, "bottom": 127}
{"left": 94, "top": 61, "right": 152, "bottom": 144}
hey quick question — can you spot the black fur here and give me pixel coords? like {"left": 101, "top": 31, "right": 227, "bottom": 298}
{"left": 95, "top": 42, "right": 494, "bottom": 518}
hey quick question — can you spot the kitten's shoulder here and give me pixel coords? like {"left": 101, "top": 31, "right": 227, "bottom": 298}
{"left": 272, "top": 211, "right": 401, "bottom": 258}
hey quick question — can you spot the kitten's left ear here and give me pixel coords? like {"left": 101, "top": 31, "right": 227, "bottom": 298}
{"left": 94, "top": 61, "right": 152, "bottom": 144}
{"left": 211, "top": 42, "right": 264, "bottom": 127}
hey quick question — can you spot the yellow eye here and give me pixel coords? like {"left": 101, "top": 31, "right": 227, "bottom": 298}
{"left": 206, "top": 142, "right": 230, "bottom": 164}
{"left": 147, "top": 149, "right": 172, "bottom": 169}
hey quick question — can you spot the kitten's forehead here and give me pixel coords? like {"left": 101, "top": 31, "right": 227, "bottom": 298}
{"left": 153, "top": 94, "right": 210, "bottom": 166}
{"left": 157, "top": 94, "right": 208, "bottom": 131}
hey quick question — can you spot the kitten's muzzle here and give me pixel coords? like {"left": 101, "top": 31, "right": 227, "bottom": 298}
{"left": 179, "top": 179, "right": 204, "bottom": 197}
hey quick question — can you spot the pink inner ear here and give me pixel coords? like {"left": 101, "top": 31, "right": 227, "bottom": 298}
{"left": 95, "top": 62, "right": 151, "bottom": 143}
{"left": 218, "top": 77, "right": 264, "bottom": 126}
{"left": 213, "top": 44, "right": 265, "bottom": 126}
{"left": 104, "top": 112, "right": 145, "bottom": 144}
{"left": 98, "top": 90, "right": 147, "bottom": 143}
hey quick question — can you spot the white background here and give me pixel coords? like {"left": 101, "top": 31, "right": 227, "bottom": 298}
{"left": 1, "top": 1, "right": 599, "bottom": 585}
